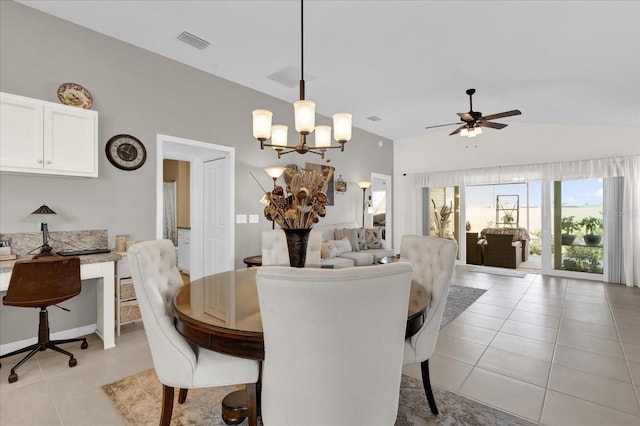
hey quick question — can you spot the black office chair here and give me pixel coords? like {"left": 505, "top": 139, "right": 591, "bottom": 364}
{"left": 0, "top": 255, "right": 88, "bottom": 383}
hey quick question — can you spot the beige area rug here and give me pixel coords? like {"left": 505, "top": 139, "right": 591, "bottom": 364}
{"left": 103, "top": 368, "right": 536, "bottom": 425}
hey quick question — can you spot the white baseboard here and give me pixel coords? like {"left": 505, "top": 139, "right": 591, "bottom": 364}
{"left": 0, "top": 324, "right": 96, "bottom": 356}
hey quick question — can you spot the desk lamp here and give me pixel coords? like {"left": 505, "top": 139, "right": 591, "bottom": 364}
{"left": 31, "top": 204, "right": 56, "bottom": 254}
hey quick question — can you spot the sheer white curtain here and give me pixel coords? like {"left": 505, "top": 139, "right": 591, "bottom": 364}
{"left": 163, "top": 182, "right": 177, "bottom": 246}
{"left": 407, "top": 155, "right": 640, "bottom": 286}
{"left": 604, "top": 177, "right": 624, "bottom": 284}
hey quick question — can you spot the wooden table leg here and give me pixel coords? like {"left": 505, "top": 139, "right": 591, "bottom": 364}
{"left": 221, "top": 384, "right": 259, "bottom": 426}
{"left": 221, "top": 390, "right": 248, "bottom": 425}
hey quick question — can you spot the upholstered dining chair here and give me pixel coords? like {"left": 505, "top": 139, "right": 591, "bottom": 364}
{"left": 399, "top": 235, "right": 457, "bottom": 415}
{"left": 256, "top": 263, "right": 413, "bottom": 425}
{"left": 0, "top": 255, "right": 88, "bottom": 383}
{"left": 261, "top": 229, "right": 322, "bottom": 266}
{"left": 128, "top": 240, "right": 260, "bottom": 426}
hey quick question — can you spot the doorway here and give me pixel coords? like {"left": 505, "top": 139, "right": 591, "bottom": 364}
{"left": 371, "top": 173, "right": 392, "bottom": 248}
{"left": 155, "top": 134, "right": 235, "bottom": 280}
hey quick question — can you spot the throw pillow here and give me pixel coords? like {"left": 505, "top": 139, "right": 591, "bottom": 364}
{"left": 357, "top": 228, "right": 368, "bottom": 250}
{"left": 334, "top": 228, "right": 359, "bottom": 252}
{"left": 365, "top": 227, "right": 383, "bottom": 249}
{"left": 334, "top": 237, "right": 353, "bottom": 254}
{"left": 320, "top": 241, "right": 339, "bottom": 259}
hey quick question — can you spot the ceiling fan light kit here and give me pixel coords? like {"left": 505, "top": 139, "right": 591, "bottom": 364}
{"left": 425, "top": 88, "right": 521, "bottom": 138}
{"left": 252, "top": 0, "right": 351, "bottom": 159}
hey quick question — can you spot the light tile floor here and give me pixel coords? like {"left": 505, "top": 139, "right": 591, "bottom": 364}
{"left": 404, "top": 267, "right": 640, "bottom": 425}
{"left": 1, "top": 266, "right": 638, "bottom": 425}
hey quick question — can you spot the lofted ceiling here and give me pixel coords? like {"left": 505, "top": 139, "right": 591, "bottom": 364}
{"left": 17, "top": 0, "right": 640, "bottom": 141}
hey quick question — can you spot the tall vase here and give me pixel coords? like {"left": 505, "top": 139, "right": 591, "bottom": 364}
{"left": 283, "top": 228, "right": 311, "bottom": 268}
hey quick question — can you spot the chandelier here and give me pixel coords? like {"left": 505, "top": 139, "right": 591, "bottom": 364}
{"left": 252, "top": 0, "right": 352, "bottom": 159}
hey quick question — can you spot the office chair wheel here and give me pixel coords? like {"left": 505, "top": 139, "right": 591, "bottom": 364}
{"left": 8, "top": 372, "right": 18, "bottom": 383}
{"left": 81, "top": 341, "right": 88, "bottom": 350}
{"left": 68, "top": 358, "right": 77, "bottom": 368}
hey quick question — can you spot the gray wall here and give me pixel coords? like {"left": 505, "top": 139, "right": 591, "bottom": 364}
{"left": 0, "top": 1, "right": 392, "bottom": 344}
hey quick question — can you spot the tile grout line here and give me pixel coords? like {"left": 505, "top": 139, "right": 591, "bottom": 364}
{"left": 606, "top": 285, "right": 640, "bottom": 410}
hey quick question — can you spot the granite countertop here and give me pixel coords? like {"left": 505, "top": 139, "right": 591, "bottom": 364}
{"left": 0, "top": 251, "right": 122, "bottom": 274}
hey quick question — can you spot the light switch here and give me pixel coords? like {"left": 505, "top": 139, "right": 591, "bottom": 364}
{"left": 249, "top": 214, "right": 259, "bottom": 224}
{"left": 236, "top": 214, "right": 247, "bottom": 224}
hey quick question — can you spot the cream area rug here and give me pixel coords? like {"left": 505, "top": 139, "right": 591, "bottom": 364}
{"left": 103, "top": 369, "right": 536, "bottom": 425}
{"left": 103, "top": 285, "right": 538, "bottom": 425}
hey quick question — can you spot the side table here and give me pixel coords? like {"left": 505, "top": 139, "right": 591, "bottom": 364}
{"left": 243, "top": 255, "right": 262, "bottom": 267}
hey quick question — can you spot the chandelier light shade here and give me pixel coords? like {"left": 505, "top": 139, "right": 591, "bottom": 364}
{"left": 271, "top": 125, "right": 288, "bottom": 148}
{"left": 252, "top": 110, "right": 273, "bottom": 141}
{"left": 293, "top": 100, "right": 315, "bottom": 134}
{"left": 333, "top": 113, "right": 352, "bottom": 143}
{"left": 251, "top": 0, "right": 352, "bottom": 159}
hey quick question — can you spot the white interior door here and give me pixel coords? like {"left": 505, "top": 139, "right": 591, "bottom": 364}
{"left": 156, "top": 134, "right": 235, "bottom": 280}
{"left": 203, "top": 157, "right": 232, "bottom": 275}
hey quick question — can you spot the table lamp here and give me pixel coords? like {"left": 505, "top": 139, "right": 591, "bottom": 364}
{"left": 31, "top": 204, "right": 56, "bottom": 255}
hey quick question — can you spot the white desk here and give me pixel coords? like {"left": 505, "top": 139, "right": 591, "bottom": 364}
{"left": 0, "top": 256, "right": 117, "bottom": 350}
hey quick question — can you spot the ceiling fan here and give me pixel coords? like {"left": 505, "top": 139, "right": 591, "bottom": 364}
{"left": 425, "top": 89, "right": 522, "bottom": 137}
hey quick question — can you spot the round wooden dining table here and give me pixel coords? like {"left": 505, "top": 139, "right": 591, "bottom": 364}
{"left": 172, "top": 266, "right": 430, "bottom": 425}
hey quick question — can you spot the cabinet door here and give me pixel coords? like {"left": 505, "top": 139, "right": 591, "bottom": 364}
{"left": 0, "top": 92, "right": 44, "bottom": 171}
{"left": 44, "top": 104, "right": 98, "bottom": 177}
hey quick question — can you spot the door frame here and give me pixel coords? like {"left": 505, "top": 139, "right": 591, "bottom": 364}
{"left": 156, "top": 134, "right": 235, "bottom": 280}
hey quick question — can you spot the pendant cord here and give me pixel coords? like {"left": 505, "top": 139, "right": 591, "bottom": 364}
{"left": 299, "top": 0, "right": 305, "bottom": 100}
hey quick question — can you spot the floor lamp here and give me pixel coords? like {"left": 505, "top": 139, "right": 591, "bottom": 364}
{"left": 264, "top": 167, "right": 286, "bottom": 229}
{"left": 357, "top": 181, "right": 372, "bottom": 228}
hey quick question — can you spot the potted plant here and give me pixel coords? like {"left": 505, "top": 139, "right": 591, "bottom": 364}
{"left": 431, "top": 199, "right": 453, "bottom": 238}
{"left": 560, "top": 216, "right": 580, "bottom": 245}
{"left": 502, "top": 212, "right": 515, "bottom": 226}
{"left": 580, "top": 216, "right": 603, "bottom": 246}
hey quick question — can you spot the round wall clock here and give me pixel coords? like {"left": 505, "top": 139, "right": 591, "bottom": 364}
{"left": 105, "top": 134, "right": 147, "bottom": 171}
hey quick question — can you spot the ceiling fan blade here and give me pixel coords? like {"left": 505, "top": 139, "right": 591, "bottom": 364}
{"left": 479, "top": 121, "right": 508, "bottom": 129}
{"left": 480, "top": 109, "right": 521, "bottom": 121}
{"left": 449, "top": 125, "right": 467, "bottom": 136}
{"left": 425, "top": 122, "right": 460, "bottom": 130}
{"left": 457, "top": 112, "right": 474, "bottom": 121}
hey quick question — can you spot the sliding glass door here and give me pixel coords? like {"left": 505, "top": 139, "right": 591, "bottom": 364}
{"left": 551, "top": 179, "right": 604, "bottom": 275}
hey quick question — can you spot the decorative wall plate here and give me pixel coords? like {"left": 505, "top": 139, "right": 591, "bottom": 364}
{"left": 57, "top": 82, "right": 93, "bottom": 109}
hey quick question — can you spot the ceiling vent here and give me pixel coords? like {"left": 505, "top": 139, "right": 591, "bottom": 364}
{"left": 367, "top": 116, "right": 382, "bottom": 122}
{"left": 267, "top": 66, "right": 314, "bottom": 88}
{"left": 177, "top": 31, "right": 210, "bottom": 50}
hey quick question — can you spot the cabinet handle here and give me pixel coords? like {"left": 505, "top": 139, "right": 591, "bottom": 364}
{"left": 46, "top": 160, "right": 52, "bottom": 164}
{"left": 37, "top": 159, "right": 43, "bottom": 164}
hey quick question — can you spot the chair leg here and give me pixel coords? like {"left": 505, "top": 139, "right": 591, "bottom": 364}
{"left": 421, "top": 359, "right": 439, "bottom": 415}
{"left": 246, "top": 383, "right": 258, "bottom": 426}
{"left": 178, "top": 388, "right": 188, "bottom": 404}
{"left": 160, "top": 384, "right": 175, "bottom": 426}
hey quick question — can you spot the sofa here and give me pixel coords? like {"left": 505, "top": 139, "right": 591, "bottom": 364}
{"left": 314, "top": 222, "right": 395, "bottom": 268}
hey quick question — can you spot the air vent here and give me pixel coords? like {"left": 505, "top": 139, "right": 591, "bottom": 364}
{"left": 177, "top": 31, "right": 210, "bottom": 50}
{"left": 367, "top": 116, "right": 382, "bottom": 122}
{"left": 267, "top": 66, "right": 315, "bottom": 88}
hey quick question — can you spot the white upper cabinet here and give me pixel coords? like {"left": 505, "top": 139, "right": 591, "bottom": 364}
{"left": 0, "top": 92, "right": 98, "bottom": 177}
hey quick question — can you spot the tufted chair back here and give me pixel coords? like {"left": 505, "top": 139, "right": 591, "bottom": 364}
{"left": 261, "top": 229, "right": 322, "bottom": 266}
{"left": 399, "top": 235, "right": 457, "bottom": 364}
{"left": 257, "top": 263, "right": 413, "bottom": 425}
{"left": 128, "top": 239, "right": 198, "bottom": 387}
{"left": 128, "top": 239, "right": 260, "bottom": 425}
